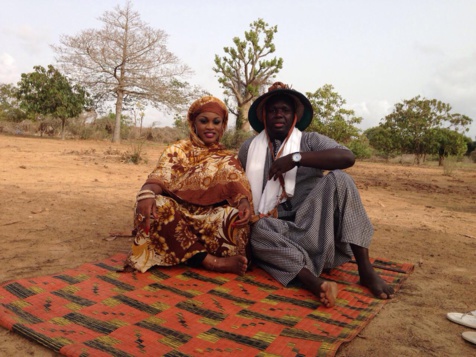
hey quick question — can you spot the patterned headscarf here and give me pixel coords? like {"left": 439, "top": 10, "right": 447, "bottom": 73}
{"left": 187, "top": 96, "right": 228, "bottom": 148}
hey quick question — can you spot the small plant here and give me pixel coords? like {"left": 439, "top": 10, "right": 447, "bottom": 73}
{"left": 63, "top": 148, "right": 96, "bottom": 156}
{"left": 103, "top": 147, "right": 122, "bottom": 155}
{"left": 442, "top": 156, "right": 458, "bottom": 176}
{"left": 121, "top": 140, "right": 147, "bottom": 164}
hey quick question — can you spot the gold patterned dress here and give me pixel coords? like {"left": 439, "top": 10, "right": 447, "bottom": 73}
{"left": 126, "top": 139, "right": 252, "bottom": 273}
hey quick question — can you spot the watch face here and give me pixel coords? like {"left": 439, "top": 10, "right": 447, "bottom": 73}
{"left": 292, "top": 153, "right": 301, "bottom": 162}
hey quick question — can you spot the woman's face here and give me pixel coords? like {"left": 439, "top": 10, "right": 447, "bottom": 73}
{"left": 194, "top": 111, "right": 225, "bottom": 145}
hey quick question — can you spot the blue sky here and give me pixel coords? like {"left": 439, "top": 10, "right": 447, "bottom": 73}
{"left": 1, "top": 0, "right": 475, "bottom": 139}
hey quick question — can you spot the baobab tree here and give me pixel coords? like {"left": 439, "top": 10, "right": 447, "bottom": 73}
{"left": 53, "top": 1, "right": 194, "bottom": 142}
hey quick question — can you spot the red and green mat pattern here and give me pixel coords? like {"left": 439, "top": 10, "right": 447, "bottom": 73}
{"left": 0, "top": 253, "right": 414, "bottom": 356}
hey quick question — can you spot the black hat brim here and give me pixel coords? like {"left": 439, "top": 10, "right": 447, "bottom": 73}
{"left": 248, "top": 88, "right": 313, "bottom": 132}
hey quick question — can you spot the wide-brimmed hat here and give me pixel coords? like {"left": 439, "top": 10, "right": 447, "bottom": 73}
{"left": 248, "top": 82, "right": 313, "bottom": 132}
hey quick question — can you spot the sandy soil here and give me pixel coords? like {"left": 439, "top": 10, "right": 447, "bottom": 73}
{"left": 0, "top": 135, "right": 475, "bottom": 357}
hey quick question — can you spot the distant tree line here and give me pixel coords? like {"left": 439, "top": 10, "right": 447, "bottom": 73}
{"left": 0, "top": 1, "right": 474, "bottom": 164}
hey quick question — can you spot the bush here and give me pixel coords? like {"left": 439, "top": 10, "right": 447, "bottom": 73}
{"left": 121, "top": 140, "right": 148, "bottom": 165}
{"left": 221, "top": 129, "right": 255, "bottom": 150}
{"left": 470, "top": 150, "right": 476, "bottom": 163}
{"left": 442, "top": 156, "right": 459, "bottom": 176}
{"left": 347, "top": 135, "right": 373, "bottom": 159}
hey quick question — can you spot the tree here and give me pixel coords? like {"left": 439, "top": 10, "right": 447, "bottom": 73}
{"left": 347, "top": 134, "right": 373, "bottom": 159}
{"left": 0, "top": 83, "right": 26, "bottom": 122}
{"left": 53, "top": 1, "right": 193, "bottom": 143}
{"left": 466, "top": 139, "right": 476, "bottom": 156}
{"left": 131, "top": 101, "right": 146, "bottom": 136}
{"left": 306, "top": 84, "right": 362, "bottom": 143}
{"left": 16, "top": 65, "right": 90, "bottom": 139}
{"left": 213, "top": 18, "right": 283, "bottom": 131}
{"left": 364, "top": 126, "right": 399, "bottom": 160}
{"left": 432, "top": 128, "right": 467, "bottom": 166}
{"left": 381, "top": 96, "right": 472, "bottom": 164}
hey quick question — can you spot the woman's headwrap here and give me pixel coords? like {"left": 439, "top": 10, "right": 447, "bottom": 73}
{"left": 187, "top": 96, "right": 228, "bottom": 147}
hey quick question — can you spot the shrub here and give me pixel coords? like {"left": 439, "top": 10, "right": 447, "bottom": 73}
{"left": 121, "top": 140, "right": 148, "bottom": 165}
{"left": 221, "top": 129, "right": 255, "bottom": 150}
{"left": 442, "top": 156, "right": 458, "bottom": 176}
{"left": 347, "top": 135, "right": 373, "bottom": 159}
{"left": 470, "top": 150, "right": 476, "bottom": 163}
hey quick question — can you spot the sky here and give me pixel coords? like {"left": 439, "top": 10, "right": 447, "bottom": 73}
{"left": 1, "top": 0, "right": 475, "bottom": 139}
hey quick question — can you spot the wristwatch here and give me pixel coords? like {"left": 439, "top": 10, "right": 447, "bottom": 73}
{"left": 291, "top": 152, "right": 302, "bottom": 167}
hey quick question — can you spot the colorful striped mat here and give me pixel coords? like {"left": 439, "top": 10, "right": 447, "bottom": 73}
{"left": 0, "top": 254, "right": 413, "bottom": 356}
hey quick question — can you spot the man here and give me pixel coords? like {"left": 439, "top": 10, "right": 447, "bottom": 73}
{"left": 238, "top": 82, "right": 394, "bottom": 307}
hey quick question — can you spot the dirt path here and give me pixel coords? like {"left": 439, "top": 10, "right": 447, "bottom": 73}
{"left": 0, "top": 135, "right": 475, "bottom": 356}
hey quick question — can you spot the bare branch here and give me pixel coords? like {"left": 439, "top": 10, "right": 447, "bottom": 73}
{"left": 52, "top": 1, "right": 195, "bottom": 142}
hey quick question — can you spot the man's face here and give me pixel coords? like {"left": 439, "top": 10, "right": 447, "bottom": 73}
{"left": 264, "top": 96, "right": 296, "bottom": 140}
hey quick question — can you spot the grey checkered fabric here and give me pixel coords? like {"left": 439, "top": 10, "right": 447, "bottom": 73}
{"left": 238, "top": 132, "right": 373, "bottom": 286}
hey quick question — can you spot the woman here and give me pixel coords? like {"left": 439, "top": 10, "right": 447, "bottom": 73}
{"left": 125, "top": 96, "right": 252, "bottom": 275}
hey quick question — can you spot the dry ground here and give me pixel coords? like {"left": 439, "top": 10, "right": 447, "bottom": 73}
{"left": 0, "top": 135, "right": 475, "bottom": 356}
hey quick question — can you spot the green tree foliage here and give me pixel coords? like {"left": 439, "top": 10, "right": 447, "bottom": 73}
{"left": 380, "top": 96, "right": 473, "bottom": 164}
{"left": 16, "top": 65, "right": 90, "bottom": 139}
{"left": 306, "top": 84, "right": 362, "bottom": 144}
{"left": 173, "top": 113, "right": 189, "bottom": 139}
{"left": 213, "top": 18, "right": 283, "bottom": 131}
{"left": 0, "top": 83, "right": 26, "bottom": 122}
{"left": 432, "top": 128, "right": 468, "bottom": 166}
{"left": 466, "top": 140, "right": 476, "bottom": 156}
{"left": 347, "top": 134, "right": 373, "bottom": 159}
{"left": 364, "top": 126, "right": 399, "bottom": 160}
{"left": 53, "top": 1, "right": 194, "bottom": 143}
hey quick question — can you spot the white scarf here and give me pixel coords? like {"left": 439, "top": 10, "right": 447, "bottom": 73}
{"left": 246, "top": 129, "right": 302, "bottom": 215}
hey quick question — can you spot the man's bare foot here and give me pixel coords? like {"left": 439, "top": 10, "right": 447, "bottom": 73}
{"left": 318, "top": 281, "right": 339, "bottom": 307}
{"left": 298, "top": 268, "right": 338, "bottom": 307}
{"left": 202, "top": 254, "right": 248, "bottom": 276}
{"left": 359, "top": 268, "right": 395, "bottom": 299}
{"left": 350, "top": 244, "right": 395, "bottom": 299}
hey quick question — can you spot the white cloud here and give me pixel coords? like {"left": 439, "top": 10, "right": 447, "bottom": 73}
{"left": 350, "top": 100, "right": 394, "bottom": 131}
{"left": 413, "top": 41, "right": 446, "bottom": 57}
{"left": 5, "top": 25, "right": 51, "bottom": 55}
{"left": 428, "top": 54, "right": 476, "bottom": 110}
{"left": 0, "top": 53, "right": 18, "bottom": 83}
{"left": 426, "top": 53, "right": 476, "bottom": 138}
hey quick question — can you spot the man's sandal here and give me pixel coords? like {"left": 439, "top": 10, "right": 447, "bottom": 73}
{"left": 447, "top": 311, "right": 476, "bottom": 329}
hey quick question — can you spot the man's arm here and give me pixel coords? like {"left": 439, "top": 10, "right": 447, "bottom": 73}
{"left": 268, "top": 148, "right": 355, "bottom": 181}
{"left": 298, "top": 148, "right": 355, "bottom": 170}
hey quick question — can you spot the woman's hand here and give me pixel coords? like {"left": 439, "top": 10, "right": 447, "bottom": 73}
{"left": 136, "top": 198, "right": 157, "bottom": 233}
{"left": 135, "top": 183, "right": 161, "bottom": 233}
{"left": 234, "top": 198, "right": 251, "bottom": 226}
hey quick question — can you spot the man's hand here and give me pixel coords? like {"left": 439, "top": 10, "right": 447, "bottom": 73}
{"left": 268, "top": 154, "right": 296, "bottom": 181}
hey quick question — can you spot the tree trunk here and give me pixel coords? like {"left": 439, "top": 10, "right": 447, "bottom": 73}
{"left": 236, "top": 101, "right": 252, "bottom": 131}
{"left": 113, "top": 92, "right": 124, "bottom": 143}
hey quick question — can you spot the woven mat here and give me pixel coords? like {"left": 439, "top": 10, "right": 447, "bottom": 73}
{"left": 0, "top": 254, "right": 413, "bottom": 357}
